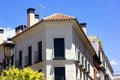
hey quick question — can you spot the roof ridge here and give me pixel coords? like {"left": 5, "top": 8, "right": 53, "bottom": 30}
{"left": 43, "top": 13, "right": 76, "bottom": 21}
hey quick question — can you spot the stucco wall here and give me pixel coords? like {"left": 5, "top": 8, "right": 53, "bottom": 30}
{"left": 45, "top": 22, "right": 76, "bottom": 79}
{"left": 14, "top": 25, "right": 46, "bottom": 70}
{"left": 72, "top": 28, "right": 94, "bottom": 79}
{"left": 0, "top": 34, "right": 3, "bottom": 44}
{"left": 13, "top": 20, "right": 96, "bottom": 80}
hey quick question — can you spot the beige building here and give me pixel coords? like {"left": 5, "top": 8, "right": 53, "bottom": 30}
{"left": 11, "top": 8, "right": 100, "bottom": 80}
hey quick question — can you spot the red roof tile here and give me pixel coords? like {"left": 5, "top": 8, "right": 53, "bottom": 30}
{"left": 43, "top": 13, "right": 75, "bottom": 21}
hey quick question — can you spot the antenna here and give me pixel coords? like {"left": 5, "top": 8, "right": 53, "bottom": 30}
{"left": 38, "top": 5, "right": 44, "bottom": 20}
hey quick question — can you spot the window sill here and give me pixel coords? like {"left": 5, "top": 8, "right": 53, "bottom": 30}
{"left": 53, "top": 57, "right": 66, "bottom": 60}
{"left": 34, "top": 60, "right": 42, "bottom": 63}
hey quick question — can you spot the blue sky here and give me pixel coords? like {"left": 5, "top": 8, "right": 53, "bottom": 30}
{"left": 0, "top": 0, "right": 120, "bottom": 73}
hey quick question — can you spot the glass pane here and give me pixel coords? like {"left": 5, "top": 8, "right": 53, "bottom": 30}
{"left": 54, "top": 38, "right": 65, "bottom": 58}
{"left": 54, "top": 67, "right": 65, "bottom": 80}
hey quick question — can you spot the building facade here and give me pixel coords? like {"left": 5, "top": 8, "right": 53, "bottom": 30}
{"left": 0, "top": 8, "right": 113, "bottom": 80}
{"left": 0, "top": 29, "right": 15, "bottom": 74}
{"left": 88, "top": 36, "right": 114, "bottom": 80}
{"left": 0, "top": 29, "right": 4, "bottom": 44}
{"left": 0, "top": 29, "right": 4, "bottom": 73}
{"left": 11, "top": 8, "right": 100, "bottom": 80}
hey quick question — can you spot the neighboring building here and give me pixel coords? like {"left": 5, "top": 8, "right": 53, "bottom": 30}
{"left": 12, "top": 8, "right": 100, "bottom": 80}
{"left": 0, "top": 29, "right": 4, "bottom": 73}
{"left": 113, "top": 74, "right": 120, "bottom": 80}
{"left": 0, "top": 29, "right": 4, "bottom": 44}
{"left": 0, "top": 29, "right": 15, "bottom": 74}
{"left": 0, "top": 39, "right": 15, "bottom": 74}
{"left": 88, "top": 36, "right": 114, "bottom": 80}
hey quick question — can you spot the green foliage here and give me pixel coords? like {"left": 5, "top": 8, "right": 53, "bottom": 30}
{"left": 98, "top": 39, "right": 102, "bottom": 44}
{"left": 0, "top": 66, "right": 45, "bottom": 80}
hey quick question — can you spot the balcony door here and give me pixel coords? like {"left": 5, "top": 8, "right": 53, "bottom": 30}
{"left": 54, "top": 67, "right": 65, "bottom": 80}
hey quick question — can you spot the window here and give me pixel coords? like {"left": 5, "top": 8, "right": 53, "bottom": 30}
{"left": 54, "top": 67, "right": 65, "bottom": 80}
{"left": 78, "top": 52, "right": 80, "bottom": 62}
{"left": 54, "top": 38, "right": 65, "bottom": 59}
{"left": 38, "top": 41, "right": 42, "bottom": 61}
{"left": 82, "top": 56, "right": 84, "bottom": 66}
{"left": 88, "top": 63, "right": 90, "bottom": 73}
{"left": 35, "top": 41, "right": 42, "bottom": 62}
{"left": 19, "top": 50, "right": 22, "bottom": 68}
{"left": 98, "top": 50, "right": 101, "bottom": 59}
{"left": 28, "top": 46, "right": 32, "bottom": 65}
{"left": 82, "top": 56, "right": 86, "bottom": 69}
{"left": 11, "top": 55, "right": 14, "bottom": 66}
{"left": 85, "top": 59, "right": 87, "bottom": 70}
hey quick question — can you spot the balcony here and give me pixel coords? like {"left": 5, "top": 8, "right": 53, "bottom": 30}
{"left": 99, "top": 64, "right": 106, "bottom": 71}
{"left": 53, "top": 57, "right": 66, "bottom": 60}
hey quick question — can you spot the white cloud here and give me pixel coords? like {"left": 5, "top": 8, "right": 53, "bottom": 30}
{"left": 110, "top": 60, "right": 119, "bottom": 65}
{"left": 0, "top": 27, "right": 15, "bottom": 40}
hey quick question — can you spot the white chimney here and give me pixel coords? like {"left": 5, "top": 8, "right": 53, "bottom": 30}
{"left": 80, "top": 23, "right": 87, "bottom": 35}
{"left": 0, "top": 29, "right": 4, "bottom": 44}
{"left": 27, "top": 8, "right": 39, "bottom": 27}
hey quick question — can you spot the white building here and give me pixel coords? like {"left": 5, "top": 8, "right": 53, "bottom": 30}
{"left": 0, "top": 29, "right": 15, "bottom": 74}
{"left": 0, "top": 29, "right": 4, "bottom": 44}
{"left": 0, "top": 29, "right": 4, "bottom": 73}
{"left": 88, "top": 36, "right": 114, "bottom": 80}
{"left": 12, "top": 8, "right": 99, "bottom": 80}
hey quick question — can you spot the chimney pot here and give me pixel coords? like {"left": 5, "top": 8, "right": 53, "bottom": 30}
{"left": 0, "top": 29, "right": 4, "bottom": 44}
{"left": 15, "top": 25, "right": 26, "bottom": 35}
{"left": 27, "top": 8, "right": 35, "bottom": 14}
{"left": 80, "top": 23, "right": 87, "bottom": 35}
{"left": 80, "top": 23, "right": 87, "bottom": 27}
{"left": 35, "top": 14, "right": 39, "bottom": 19}
{"left": 0, "top": 29, "right": 4, "bottom": 33}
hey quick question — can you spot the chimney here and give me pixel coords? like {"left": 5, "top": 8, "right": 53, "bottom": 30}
{"left": 27, "top": 8, "right": 39, "bottom": 27}
{"left": 15, "top": 25, "right": 26, "bottom": 35}
{"left": 0, "top": 29, "right": 4, "bottom": 44}
{"left": 80, "top": 23, "right": 87, "bottom": 35}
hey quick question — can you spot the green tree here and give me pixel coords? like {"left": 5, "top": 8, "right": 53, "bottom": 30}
{"left": 0, "top": 66, "right": 45, "bottom": 80}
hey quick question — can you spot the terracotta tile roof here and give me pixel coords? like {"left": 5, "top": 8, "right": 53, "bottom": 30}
{"left": 43, "top": 13, "right": 76, "bottom": 21}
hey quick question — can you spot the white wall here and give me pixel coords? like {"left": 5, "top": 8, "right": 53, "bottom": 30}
{"left": 46, "top": 60, "right": 76, "bottom": 80}
{"left": 0, "top": 33, "right": 3, "bottom": 44}
{"left": 14, "top": 25, "right": 46, "bottom": 70}
{"left": 45, "top": 22, "right": 73, "bottom": 60}
{"left": 13, "top": 20, "right": 96, "bottom": 80}
{"left": 72, "top": 29, "right": 94, "bottom": 79}
{"left": 45, "top": 22, "right": 76, "bottom": 79}
{"left": 90, "top": 38, "right": 99, "bottom": 56}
